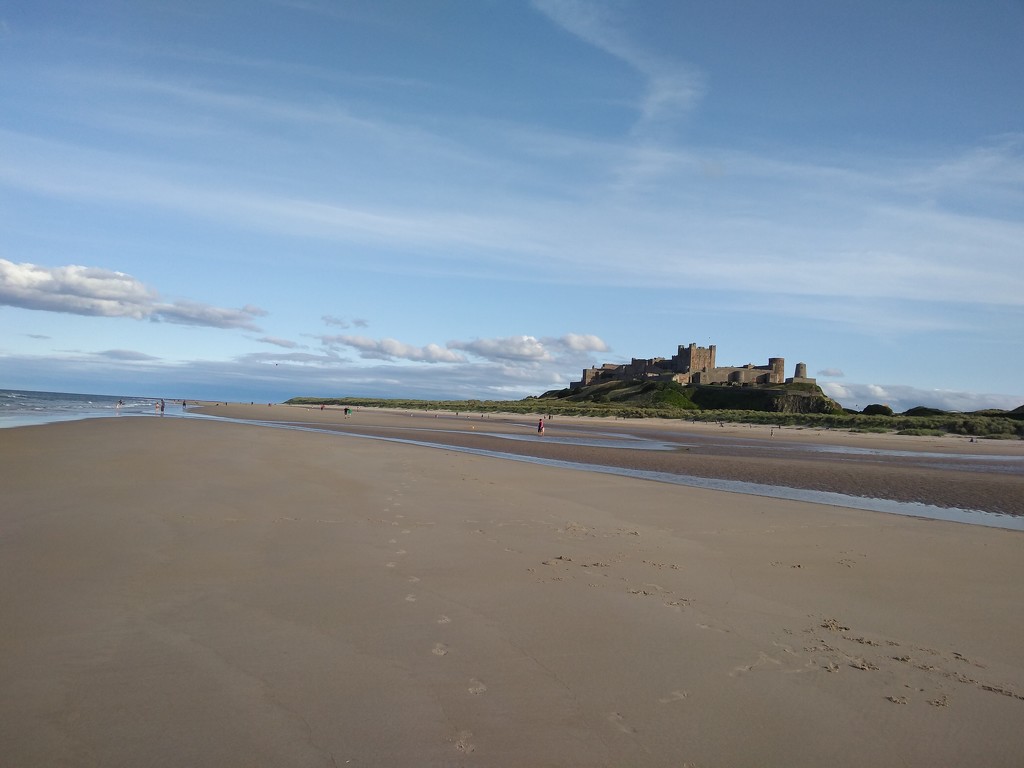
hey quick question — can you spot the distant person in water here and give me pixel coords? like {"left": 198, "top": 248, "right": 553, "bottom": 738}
{"left": 159, "top": 399, "right": 165, "bottom": 414}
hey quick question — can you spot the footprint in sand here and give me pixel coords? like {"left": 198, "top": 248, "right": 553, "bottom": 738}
{"left": 468, "top": 678, "right": 487, "bottom": 695}
{"left": 432, "top": 643, "right": 449, "bottom": 656}
{"left": 385, "top": 562, "right": 397, "bottom": 568}
{"left": 408, "top": 576, "right": 420, "bottom": 583}
{"left": 730, "top": 652, "right": 782, "bottom": 677}
{"left": 453, "top": 731, "right": 474, "bottom": 753}
{"left": 608, "top": 712, "right": 637, "bottom": 734}
{"left": 658, "top": 690, "right": 689, "bottom": 704}
{"left": 405, "top": 594, "right": 417, "bottom": 602}
{"left": 696, "top": 622, "right": 730, "bottom": 633}
{"left": 436, "top": 615, "right": 451, "bottom": 624}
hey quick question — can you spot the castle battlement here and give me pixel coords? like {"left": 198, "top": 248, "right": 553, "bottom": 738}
{"left": 572, "top": 342, "right": 814, "bottom": 389}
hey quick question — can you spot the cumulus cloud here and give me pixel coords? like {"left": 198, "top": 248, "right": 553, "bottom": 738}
{"left": 449, "top": 335, "right": 553, "bottom": 362}
{"left": 449, "top": 333, "right": 610, "bottom": 363}
{"left": 1, "top": 259, "right": 157, "bottom": 317}
{"left": 0, "top": 259, "right": 265, "bottom": 331}
{"left": 324, "top": 332, "right": 612, "bottom": 367}
{"left": 817, "top": 368, "right": 845, "bottom": 378}
{"left": 334, "top": 335, "right": 466, "bottom": 363}
{"left": 550, "top": 333, "right": 609, "bottom": 353}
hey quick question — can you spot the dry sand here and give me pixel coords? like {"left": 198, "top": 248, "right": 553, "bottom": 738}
{"left": 2, "top": 413, "right": 1023, "bottom": 767}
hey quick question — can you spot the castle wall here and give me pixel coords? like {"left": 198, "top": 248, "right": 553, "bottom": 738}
{"left": 572, "top": 343, "right": 812, "bottom": 389}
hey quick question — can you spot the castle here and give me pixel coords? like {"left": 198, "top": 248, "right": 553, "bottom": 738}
{"left": 572, "top": 342, "right": 816, "bottom": 389}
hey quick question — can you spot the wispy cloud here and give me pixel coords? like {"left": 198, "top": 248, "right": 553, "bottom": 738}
{"left": 0, "top": 259, "right": 266, "bottom": 330}
{"left": 257, "top": 336, "right": 304, "bottom": 349}
{"left": 532, "top": 0, "right": 704, "bottom": 136}
{"left": 96, "top": 349, "right": 160, "bottom": 361}
{"left": 158, "top": 301, "right": 266, "bottom": 330}
{"left": 322, "top": 315, "right": 369, "bottom": 328}
{"left": 4, "top": 124, "right": 1021, "bottom": 316}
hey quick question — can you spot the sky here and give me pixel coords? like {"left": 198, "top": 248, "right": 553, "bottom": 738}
{"left": 2, "top": 0, "right": 1022, "bottom": 413}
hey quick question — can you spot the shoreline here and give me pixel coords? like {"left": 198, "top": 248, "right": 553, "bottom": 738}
{"left": 2, "top": 416, "right": 1022, "bottom": 766}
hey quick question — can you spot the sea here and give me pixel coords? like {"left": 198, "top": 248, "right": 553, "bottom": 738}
{"left": 0, "top": 389, "right": 169, "bottom": 429}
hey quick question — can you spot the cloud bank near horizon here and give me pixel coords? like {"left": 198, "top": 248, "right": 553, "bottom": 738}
{"left": 3, "top": 343, "right": 1021, "bottom": 415}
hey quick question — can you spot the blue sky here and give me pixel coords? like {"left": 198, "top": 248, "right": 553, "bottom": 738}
{"left": 2, "top": 0, "right": 1022, "bottom": 412}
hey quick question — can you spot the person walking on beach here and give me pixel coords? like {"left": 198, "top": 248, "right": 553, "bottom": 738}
{"left": 537, "top": 418, "right": 545, "bottom": 436}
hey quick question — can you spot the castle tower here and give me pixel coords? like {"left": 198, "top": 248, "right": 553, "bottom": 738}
{"left": 795, "top": 362, "right": 808, "bottom": 379}
{"left": 768, "top": 357, "right": 785, "bottom": 384}
{"left": 676, "top": 342, "right": 715, "bottom": 372}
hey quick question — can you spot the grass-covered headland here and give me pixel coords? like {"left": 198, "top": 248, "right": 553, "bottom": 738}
{"left": 286, "top": 380, "right": 1024, "bottom": 440}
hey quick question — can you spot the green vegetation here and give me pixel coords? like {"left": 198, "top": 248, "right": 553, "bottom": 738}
{"left": 861, "top": 403, "right": 895, "bottom": 417}
{"left": 903, "top": 406, "right": 947, "bottom": 417}
{"left": 286, "top": 382, "right": 1024, "bottom": 440}
{"left": 543, "top": 379, "right": 845, "bottom": 415}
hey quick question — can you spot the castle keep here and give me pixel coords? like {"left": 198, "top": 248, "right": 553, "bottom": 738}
{"left": 572, "top": 342, "right": 815, "bottom": 389}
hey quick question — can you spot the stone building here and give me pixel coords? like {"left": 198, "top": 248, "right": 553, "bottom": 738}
{"left": 572, "top": 342, "right": 815, "bottom": 389}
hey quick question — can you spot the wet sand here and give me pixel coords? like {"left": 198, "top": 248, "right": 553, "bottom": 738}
{"left": 195, "top": 403, "right": 1024, "bottom": 517}
{"left": 1, "top": 414, "right": 1022, "bottom": 767}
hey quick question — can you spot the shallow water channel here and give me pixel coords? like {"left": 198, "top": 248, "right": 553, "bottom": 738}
{"left": 183, "top": 412, "right": 1024, "bottom": 532}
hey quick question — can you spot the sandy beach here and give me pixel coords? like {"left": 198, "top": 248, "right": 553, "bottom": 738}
{"left": 2, "top": 412, "right": 1023, "bottom": 766}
